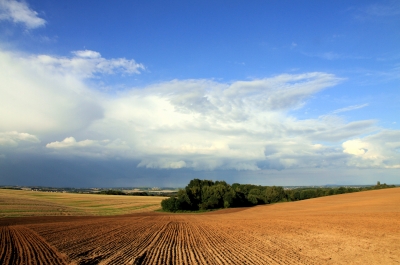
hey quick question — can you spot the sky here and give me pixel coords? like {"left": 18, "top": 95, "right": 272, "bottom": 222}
{"left": 0, "top": 0, "right": 399, "bottom": 187}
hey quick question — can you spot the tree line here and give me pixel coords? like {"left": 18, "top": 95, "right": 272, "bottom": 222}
{"left": 161, "top": 179, "right": 396, "bottom": 212}
{"left": 99, "top": 190, "right": 149, "bottom": 196}
{"left": 97, "top": 189, "right": 177, "bottom": 197}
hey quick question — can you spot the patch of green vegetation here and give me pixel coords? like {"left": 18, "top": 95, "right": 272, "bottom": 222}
{"left": 161, "top": 178, "right": 398, "bottom": 213}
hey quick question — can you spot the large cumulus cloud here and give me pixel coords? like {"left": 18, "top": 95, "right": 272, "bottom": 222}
{"left": 0, "top": 50, "right": 103, "bottom": 137}
{"left": 1, "top": 47, "right": 399, "bottom": 172}
{"left": 343, "top": 130, "right": 400, "bottom": 169}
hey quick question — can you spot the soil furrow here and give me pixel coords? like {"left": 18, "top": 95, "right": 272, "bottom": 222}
{"left": 1, "top": 188, "right": 398, "bottom": 265}
{"left": 0, "top": 226, "right": 66, "bottom": 265}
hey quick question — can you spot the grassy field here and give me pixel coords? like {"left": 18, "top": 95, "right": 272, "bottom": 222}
{"left": 0, "top": 189, "right": 165, "bottom": 217}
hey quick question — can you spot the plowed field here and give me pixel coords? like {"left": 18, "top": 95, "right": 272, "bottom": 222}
{"left": 1, "top": 188, "right": 400, "bottom": 264}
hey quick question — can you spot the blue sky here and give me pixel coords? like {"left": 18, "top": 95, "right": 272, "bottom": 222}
{"left": 0, "top": 0, "right": 399, "bottom": 187}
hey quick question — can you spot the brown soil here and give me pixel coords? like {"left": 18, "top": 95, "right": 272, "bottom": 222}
{"left": 1, "top": 188, "right": 399, "bottom": 264}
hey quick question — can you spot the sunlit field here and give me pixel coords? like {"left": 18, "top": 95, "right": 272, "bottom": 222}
{"left": 1, "top": 188, "right": 399, "bottom": 264}
{"left": 0, "top": 189, "right": 164, "bottom": 217}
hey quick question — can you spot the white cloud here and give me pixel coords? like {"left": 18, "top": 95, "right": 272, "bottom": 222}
{"left": 73, "top": 50, "right": 101, "bottom": 59}
{"left": 307, "top": 118, "right": 377, "bottom": 142}
{"left": 343, "top": 139, "right": 369, "bottom": 156}
{"left": 32, "top": 50, "right": 145, "bottom": 78}
{"left": 343, "top": 130, "right": 400, "bottom": 168}
{"left": 332, "top": 103, "right": 369, "bottom": 114}
{"left": 0, "top": 49, "right": 103, "bottom": 136}
{"left": 0, "top": 131, "right": 40, "bottom": 146}
{"left": 0, "top": 0, "right": 46, "bottom": 29}
{"left": 46, "top": 137, "right": 131, "bottom": 158}
{"left": 2, "top": 47, "right": 399, "bottom": 171}
{"left": 46, "top": 137, "right": 98, "bottom": 149}
{"left": 32, "top": 71, "right": 345, "bottom": 170}
{"left": 81, "top": 74, "right": 355, "bottom": 170}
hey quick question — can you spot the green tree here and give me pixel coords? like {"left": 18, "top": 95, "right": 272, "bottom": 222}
{"left": 199, "top": 184, "right": 228, "bottom": 210}
{"left": 265, "top": 186, "right": 285, "bottom": 203}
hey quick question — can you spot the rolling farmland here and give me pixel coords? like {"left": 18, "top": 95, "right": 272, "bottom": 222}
{"left": 1, "top": 188, "right": 400, "bottom": 264}
{"left": 0, "top": 189, "right": 164, "bottom": 217}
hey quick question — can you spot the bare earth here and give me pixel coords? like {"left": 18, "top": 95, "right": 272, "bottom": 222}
{"left": 1, "top": 188, "right": 399, "bottom": 264}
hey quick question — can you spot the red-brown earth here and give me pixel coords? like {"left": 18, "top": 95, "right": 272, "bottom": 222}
{"left": 1, "top": 188, "right": 400, "bottom": 264}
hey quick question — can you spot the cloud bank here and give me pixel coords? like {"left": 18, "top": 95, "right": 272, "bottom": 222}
{"left": 1, "top": 47, "right": 399, "bottom": 172}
